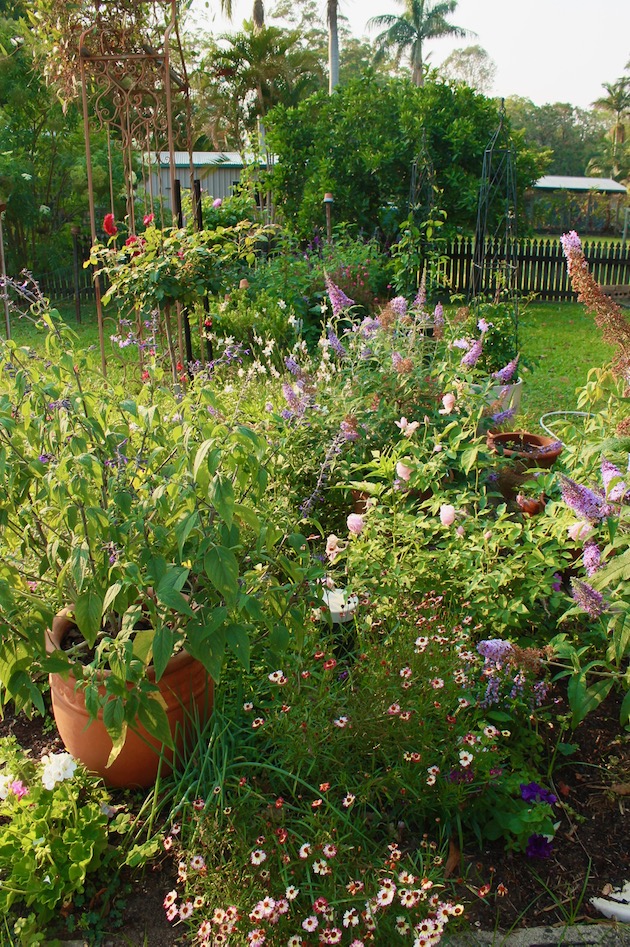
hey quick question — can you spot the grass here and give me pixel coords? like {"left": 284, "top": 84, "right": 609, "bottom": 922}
{"left": 3, "top": 298, "right": 617, "bottom": 428}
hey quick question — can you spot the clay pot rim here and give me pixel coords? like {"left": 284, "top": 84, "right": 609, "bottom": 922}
{"left": 46, "top": 607, "right": 193, "bottom": 682}
{"left": 487, "top": 430, "right": 563, "bottom": 456}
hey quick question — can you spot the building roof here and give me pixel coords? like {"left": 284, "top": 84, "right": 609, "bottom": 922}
{"left": 534, "top": 175, "right": 627, "bottom": 193}
{"left": 151, "top": 151, "right": 266, "bottom": 169}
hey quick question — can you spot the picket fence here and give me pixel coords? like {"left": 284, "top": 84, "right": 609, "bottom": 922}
{"left": 36, "top": 237, "right": 630, "bottom": 305}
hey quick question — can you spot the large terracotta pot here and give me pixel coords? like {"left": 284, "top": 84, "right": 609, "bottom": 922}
{"left": 46, "top": 611, "right": 213, "bottom": 789}
{"left": 487, "top": 431, "right": 563, "bottom": 501}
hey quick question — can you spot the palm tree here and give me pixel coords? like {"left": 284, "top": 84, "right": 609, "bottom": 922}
{"left": 592, "top": 78, "right": 630, "bottom": 173}
{"left": 368, "top": 0, "right": 472, "bottom": 86}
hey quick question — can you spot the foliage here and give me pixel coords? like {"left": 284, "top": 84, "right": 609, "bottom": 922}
{"left": 0, "top": 314, "right": 319, "bottom": 757}
{"left": 440, "top": 45, "right": 497, "bottom": 96}
{"left": 447, "top": 300, "right": 520, "bottom": 376}
{"left": 0, "top": 736, "right": 142, "bottom": 939}
{"left": 264, "top": 74, "right": 544, "bottom": 241}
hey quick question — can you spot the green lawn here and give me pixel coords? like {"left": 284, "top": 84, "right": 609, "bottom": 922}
{"left": 517, "top": 301, "right": 615, "bottom": 428}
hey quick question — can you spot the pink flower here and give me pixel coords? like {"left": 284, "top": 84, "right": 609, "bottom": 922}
{"left": 10, "top": 780, "right": 28, "bottom": 799}
{"left": 395, "top": 416, "right": 420, "bottom": 436}
{"left": 325, "top": 534, "right": 342, "bottom": 562}
{"left": 103, "top": 213, "right": 117, "bottom": 236}
{"left": 439, "top": 392, "right": 456, "bottom": 414}
{"left": 143, "top": 212, "right": 155, "bottom": 225}
{"left": 395, "top": 461, "right": 412, "bottom": 482}
{"left": 439, "top": 504, "right": 456, "bottom": 526}
{"left": 213, "top": 198, "right": 223, "bottom": 208}
{"left": 347, "top": 513, "right": 365, "bottom": 535}
{"left": 567, "top": 520, "right": 593, "bottom": 542}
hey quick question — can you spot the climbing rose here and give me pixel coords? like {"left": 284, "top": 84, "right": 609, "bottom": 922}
{"left": 103, "top": 213, "right": 117, "bottom": 236}
{"left": 439, "top": 504, "right": 456, "bottom": 526}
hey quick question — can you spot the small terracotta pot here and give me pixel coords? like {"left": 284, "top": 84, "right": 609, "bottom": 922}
{"left": 46, "top": 610, "right": 213, "bottom": 788}
{"left": 487, "top": 431, "right": 563, "bottom": 501}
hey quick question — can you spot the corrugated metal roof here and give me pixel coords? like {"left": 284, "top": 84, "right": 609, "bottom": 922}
{"left": 150, "top": 151, "right": 266, "bottom": 168}
{"left": 534, "top": 175, "right": 627, "bottom": 193}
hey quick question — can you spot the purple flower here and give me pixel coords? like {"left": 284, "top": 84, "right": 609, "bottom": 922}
{"left": 520, "top": 782, "right": 557, "bottom": 805}
{"left": 413, "top": 280, "right": 426, "bottom": 311}
{"left": 10, "top": 780, "right": 29, "bottom": 800}
{"left": 432, "top": 302, "right": 444, "bottom": 328}
{"left": 327, "top": 327, "right": 347, "bottom": 357}
{"left": 451, "top": 337, "right": 470, "bottom": 350}
{"left": 359, "top": 317, "right": 380, "bottom": 336}
{"left": 284, "top": 356, "right": 301, "bottom": 375}
{"left": 560, "top": 475, "right": 604, "bottom": 522}
{"left": 477, "top": 639, "right": 513, "bottom": 663}
{"left": 560, "top": 231, "right": 582, "bottom": 258}
{"left": 324, "top": 274, "right": 354, "bottom": 318}
{"left": 490, "top": 407, "right": 516, "bottom": 426}
{"left": 571, "top": 579, "right": 606, "bottom": 619}
{"left": 212, "top": 198, "right": 223, "bottom": 208}
{"left": 601, "top": 456, "right": 627, "bottom": 502}
{"left": 583, "top": 540, "right": 601, "bottom": 576}
{"left": 37, "top": 453, "right": 54, "bottom": 464}
{"left": 391, "top": 351, "right": 403, "bottom": 369}
{"left": 492, "top": 355, "right": 520, "bottom": 384}
{"left": 390, "top": 296, "right": 407, "bottom": 317}
{"left": 551, "top": 573, "right": 563, "bottom": 592}
{"left": 460, "top": 335, "right": 483, "bottom": 369}
{"left": 526, "top": 834, "right": 553, "bottom": 858}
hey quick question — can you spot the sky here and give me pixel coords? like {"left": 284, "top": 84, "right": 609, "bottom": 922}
{"left": 188, "top": 0, "right": 629, "bottom": 110}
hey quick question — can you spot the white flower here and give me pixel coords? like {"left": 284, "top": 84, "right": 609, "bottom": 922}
{"left": 0, "top": 773, "right": 15, "bottom": 800}
{"left": 40, "top": 752, "right": 77, "bottom": 790}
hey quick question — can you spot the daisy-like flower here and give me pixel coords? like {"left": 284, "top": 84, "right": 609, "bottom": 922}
{"left": 343, "top": 908, "right": 360, "bottom": 927}
{"left": 399, "top": 711, "right": 412, "bottom": 722}
{"left": 319, "top": 782, "right": 331, "bottom": 792}
{"left": 198, "top": 920, "right": 212, "bottom": 939}
{"left": 252, "top": 717, "right": 265, "bottom": 729}
{"left": 193, "top": 797, "right": 206, "bottom": 810}
{"left": 247, "top": 929, "right": 266, "bottom": 946}
{"left": 342, "top": 793, "right": 356, "bottom": 808}
{"left": 312, "top": 858, "right": 331, "bottom": 875}
{"left": 398, "top": 870, "right": 416, "bottom": 885}
{"left": 347, "top": 880, "right": 364, "bottom": 895}
{"left": 165, "top": 904, "right": 178, "bottom": 922}
{"left": 426, "top": 774, "right": 436, "bottom": 786}
{"left": 179, "top": 901, "right": 194, "bottom": 920}
{"left": 333, "top": 716, "right": 348, "bottom": 728}
{"left": 298, "top": 842, "right": 311, "bottom": 859}
{"left": 286, "top": 885, "right": 300, "bottom": 900}
{"left": 194, "top": 896, "right": 205, "bottom": 909}
{"left": 375, "top": 886, "right": 396, "bottom": 907}
{"left": 243, "top": 701, "right": 254, "bottom": 712}
{"left": 387, "top": 703, "right": 401, "bottom": 715}
{"left": 399, "top": 889, "right": 419, "bottom": 908}
{"left": 302, "top": 915, "right": 319, "bottom": 932}
{"left": 288, "top": 937, "right": 303, "bottom": 947}
{"left": 163, "top": 836, "right": 173, "bottom": 851}
{"left": 250, "top": 849, "right": 267, "bottom": 865}
{"left": 322, "top": 929, "right": 342, "bottom": 944}
{"left": 399, "top": 666, "right": 412, "bottom": 679}
{"left": 268, "top": 670, "right": 285, "bottom": 684}
{"left": 430, "top": 678, "right": 444, "bottom": 689}
{"left": 163, "top": 891, "right": 178, "bottom": 908}
{"left": 190, "top": 854, "right": 205, "bottom": 871}
{"left": 311, "top": 798, "right": 323, "bottom": 809}
{"left": 322, "top": 843, "right": 338, "bottom": 858}
{"left": 396, "top": 916, "right": 411, "bottom": 934}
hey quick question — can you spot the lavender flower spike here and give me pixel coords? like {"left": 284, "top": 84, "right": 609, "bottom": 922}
{"left": 413, "top": 270, "right": 427, "bottom": 310}
{"left": 560, "top": 230, "right": 582, "bottom": 259}
{"left": 432, "top": 302, "right": 444, "bottom": 328}
{"left": 492, "top": 355, "right": 520, "bottom": 384}
{"left": 571, "top": 579, "right": 606, "bottom": 619}
{"left": 390, "top": 296, "right": 408, "bottom": 318}
{"left": 559, "top": 475, "right": 604, "bottom": 522}
{"left": 460, "top": 335, "right": 483, "bottom": 369}
{"left": 601, "top": 456, "right": 627, "bottom": 502}
{"left": 324, "top": 274, "right": 354, "bottom": 318}
{"left": 583, "top": 540, "right": 601, "bottom": 576}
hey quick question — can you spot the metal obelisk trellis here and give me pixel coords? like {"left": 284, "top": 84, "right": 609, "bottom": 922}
{"left": 78, "top": 0, "right": 196, "bottom": 375}
{"left": 470, "top": 102, "right": 519, "bottom": 305}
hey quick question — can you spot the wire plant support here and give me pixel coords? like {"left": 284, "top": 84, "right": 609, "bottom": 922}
{"left": 470, "top": 101, "right": 520, "bottom": 335}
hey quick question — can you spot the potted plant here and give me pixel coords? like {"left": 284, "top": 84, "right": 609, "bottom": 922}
{"left": 0, "top": 315, "right": 315, "bottom": 786}
{"left": 487, "top": 430, "right": 564, "bottom": 501}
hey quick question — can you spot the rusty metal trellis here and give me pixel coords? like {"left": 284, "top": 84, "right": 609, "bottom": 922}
{"left": 79, "top": 0, "right": 196, "bottom": 375}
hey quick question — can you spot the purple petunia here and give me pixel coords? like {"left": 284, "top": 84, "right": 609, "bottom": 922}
{"left": 520, "top": 782, "right": 557, "bottom": 805}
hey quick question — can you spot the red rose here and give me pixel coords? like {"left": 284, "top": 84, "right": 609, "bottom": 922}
{"left": 103, "top": 213, "right": 117, "bottom": 236}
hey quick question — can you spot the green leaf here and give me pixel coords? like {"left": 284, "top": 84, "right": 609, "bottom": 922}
{"left": 620, "top": 688, "right": 630, "bottom": 726}
{"left": 74, "top": 590, "right": 103, "bottom": 647}
{"left": 102, "top": 581, "right": 124, "bottom": 616}
{"left": 193, "top": 440, "right": 220, "bottom": 482}
{"left": 226, "top": 622, "right": 251, "bottom": 671}
{"left": 204, "top": 546, "right": 239, "bottom": 598}
{"left": 185, "top": 625, "right": 226, "bottom": 681}
{"left": 70, "top": 542, "right": 90, "bottom": 594}
{"left": 136, "top": 695, "right": 174, "bottom": 748}
{"left": 175, "top": 512, "right": 199, "bottom": 559}
{"left": 233, "top": 503, "right": 261, "bottom": 533}
{"left": 567, "top": 675, "right": 614, "bottom": 727}
{"left": 208, "top": 474, "right": 235, "bottom": 527}
{"left": 151, "top": 624, "right": 174, "bottom": 682}
{"left": 589, "top": 548, "right": 630, "bottom": 590}
{"left": 556, "top": 742, "right": 578, "bottom": 757}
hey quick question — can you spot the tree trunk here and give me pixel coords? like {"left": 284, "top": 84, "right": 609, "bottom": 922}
{"left": 253, "top": 0, "right": 264, "bottom": 32}
{"left": 328, "top": 0, "right": 339, "bottom": 93}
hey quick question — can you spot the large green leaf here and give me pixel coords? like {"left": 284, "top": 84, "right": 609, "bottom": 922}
{"left": 136, "top": 695, "right": 174, "bottom": 749}
{"left": 589, "top": 549, "right": 630, "bottom": 590}
{"left": 74, "top": 590, "right": 103, "bottom": 647}
{"left": 208, "top": 474, "right": 235, "bottom": 527}
{"left": 151, "top": 624, "right": 175, "bottom": 682}
{"left": 204, "top": 546, "right": 239, "bottom": 598}
{"left": 226, "top": 622, "right": 251, "bottom": 671}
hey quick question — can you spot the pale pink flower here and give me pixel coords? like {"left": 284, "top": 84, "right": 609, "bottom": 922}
{"left": 439, "top": 504, "right": 456, "bottom": 526}
{"left": 439, "top": 392, "right": 456, "bottom": 414}
{"left": 396, "top": 461, "right": 412, "bottom": 482}
{"left": 567, "top": 520, "right": 594, "bottom": 542}
{"left": 325, "top": 534, "right": 343, "bottom": 562}
{"left": 395, "top": 416, "right": 420, "bottom": 436}
{"left": 347, "top": 513, "right": 365, "bottom": 535}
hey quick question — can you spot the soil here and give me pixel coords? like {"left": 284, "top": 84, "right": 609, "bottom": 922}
{"left": 0, "top": 689, "right": 628, "bottom": 945}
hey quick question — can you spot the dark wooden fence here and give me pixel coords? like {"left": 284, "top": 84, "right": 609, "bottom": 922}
{"left": 446, "top": 237, "right": 630, "bottom": 301}
{"left": 35, "top": 237, "right": 630, "bottom": 306}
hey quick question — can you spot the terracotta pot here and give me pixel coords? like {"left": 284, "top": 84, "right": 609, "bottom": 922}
{"left": 46, "top": 611, "right": 213, "bottom": 789}
{"left": 487, "top": 431, "right": 563, "bottom": 501}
